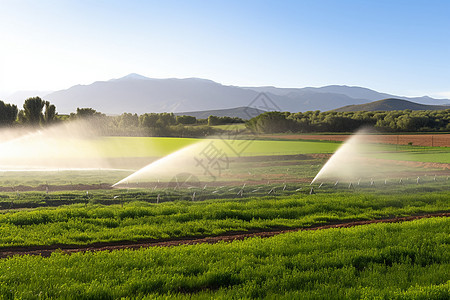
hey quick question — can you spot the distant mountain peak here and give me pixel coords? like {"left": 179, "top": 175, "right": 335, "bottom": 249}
{"left": 114, "top": 73, "right": 151, "bottom": 81}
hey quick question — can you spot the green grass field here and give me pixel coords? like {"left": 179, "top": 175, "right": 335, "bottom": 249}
{"left": 94, "top": 136, "right": 449, "bottom": 163}
{"left": 94, "top": 137, "right": 340, "bottom": 158}
{"left": 0, "top": 217, "right": 447, "bottom": 299}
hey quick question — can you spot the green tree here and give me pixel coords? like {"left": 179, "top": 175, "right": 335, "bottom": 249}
{"left": 22, "top": 97, "right": 46, "bottom": 125}
{"left": 0, "top": 100, "right": 18, "bottom": 126}
{"left": 208, "top": 115, "right": 220, "bottom": 126}
{"left": 43, "top": 101, "right": 57, "bottom": 124}
{"left": 139, "top": 113, "right": 159, "bottom": 128}
{"left": 119, "top": 113, "right": 139, "bottom": 128}
{"left": 176, "top": 115, "right": 196, "bottom": 125}
{"left": 71, "top": 108, "right": 104, "bottom": 119}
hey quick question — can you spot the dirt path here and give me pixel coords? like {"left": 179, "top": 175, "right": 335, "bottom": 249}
{"left": 264, "top": 134, "right": 450, "bottom": 147}
{"left": 0, "top": 212, "right": 448, "bottom": 259}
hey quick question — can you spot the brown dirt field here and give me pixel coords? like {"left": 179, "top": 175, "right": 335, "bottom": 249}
{"left": 265, "top": 134, "right": 450, "bottom": 147}
{"left": 0, "top": 212, "right": 447, "bottom": 259}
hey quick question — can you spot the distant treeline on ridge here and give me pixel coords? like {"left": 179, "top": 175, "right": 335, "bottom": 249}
{"left": 0, "top": 97, "right": 449, "bottom": 135}
{"left": 246, "top": 110, "right": 450, "bottom": 133}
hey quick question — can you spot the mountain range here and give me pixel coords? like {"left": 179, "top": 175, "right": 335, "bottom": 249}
{"left": 7, "top": 74, "right": 450, "bottom": 115}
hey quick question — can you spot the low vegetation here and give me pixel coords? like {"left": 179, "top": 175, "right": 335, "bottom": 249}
{"left": 0, "top": 184, "right": 448, "bottom": 248}
{"left": 0, "top": 217, "right": 447, "bottom": 299}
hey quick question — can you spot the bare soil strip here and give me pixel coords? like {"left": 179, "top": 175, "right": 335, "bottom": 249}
{"left": 264, "top": 134, "right": 450, "bottom": 147}
{"left": 0, "top": 212, "right": 448, "bottom": 259}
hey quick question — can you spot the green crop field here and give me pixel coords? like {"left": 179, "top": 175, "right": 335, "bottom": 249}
{"left": 0, "top": 217, "right": 447, "bottom": 299}
{"left": 94, "top": 137, "right": 341, "bottom": 158}
{"left": 0, "top": 181, "right": 448, "bottom": 248}
{"left": 94, "top": 136, "right": 450, "bottom": 163}
{"left": 0, "top": 135, "right": 448, "bottom": 299}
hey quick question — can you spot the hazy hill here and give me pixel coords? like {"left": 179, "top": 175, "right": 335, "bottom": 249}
{"left": 333, "top": 98, "right": 450, "bottom": 112}
{"left": 174, "top": 107, "right": 265, "bottom": 120}
{"left": 41, "top": 74, "right": 450, "bottom": 114}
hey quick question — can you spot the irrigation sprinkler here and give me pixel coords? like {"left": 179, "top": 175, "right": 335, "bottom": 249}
{"left": 318, "top": 182, "right": 324, "bottom": 189}
{"left": 357, "top": 178, "right": 361, "bottom": 186}
{"left": 399, "top": 178, "right": 403, "bottom": 185}
{"left": 384, "top": 179, "right": 387, "bottom": 185}
{"left": 268, "top": 187, "right": 275, "bottom": 195}
{"left": 295, "top": 187, "right": 302, "bottom": 192}
{"left": 417, "top": 177, "right": 420, "bottom": 184}
{"left": 370, "top": 179, "right": 374, "bottom": 186}
{"left": 46, "top": 186, "right": 49, "bottom": 195}
{"left": 434, "top": 175, "right": 437, "bottom": 181}
{"left": 334, "top": 181, "right": 339, "bottom": 187}
{"left": 309, "top": 187, "right": 315, "bottom": 195}
{"left": 157, "top": 194, "right": 160, "bottom": 204}
{"left": 203, "top": 184, "right": 207, "bottom": 190}
{"left": 348, "top": 182, "right": 353, "bottom": 189}
{"left": 192, "top": 192, "right": 196, "bottom": 201}
{"left": 282, "top": 183, "right": 286, "bottom": 191}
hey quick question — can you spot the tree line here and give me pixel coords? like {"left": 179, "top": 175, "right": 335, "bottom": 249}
{"left": 245, "top": 110, "right": 450, "bottom": 133}
{"left": 0, "top": 97, "right": 57, "bottom": 126}
{"left": 0, "top": 97, "right": 246, "bottom": 137}
{"left": 2, "top": 97, "right": 449, "bottom": 134}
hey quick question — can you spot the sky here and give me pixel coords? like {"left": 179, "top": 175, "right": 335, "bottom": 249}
{"left": 0, "top": 0, "right": 449, "bottom": 99}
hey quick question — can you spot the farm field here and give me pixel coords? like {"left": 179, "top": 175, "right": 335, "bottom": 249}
{"left": 94, "top": 136, "right": 341, "bottom": 158}
{"left": 0, "top": 180, "right": 448, "bottom": 249}
{"left": 0, "top": 217, "right": 448, "bottom": 299}
{"left": 0, "top": 134, "right": 448, "bottom": 298}
{"left": 263, "top": 133, "right": 450, "bottom": 147}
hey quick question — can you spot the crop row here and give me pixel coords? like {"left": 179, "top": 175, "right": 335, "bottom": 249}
{"left": 0, "top": 217, "right": 448, "bottom": 299}
{"left": 0, "top": 189, "right": 448, "bottom": 248}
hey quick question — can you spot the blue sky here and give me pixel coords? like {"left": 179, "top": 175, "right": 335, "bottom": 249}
{"left": 0, "top": 0, "right": 449, "bottom": 98}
